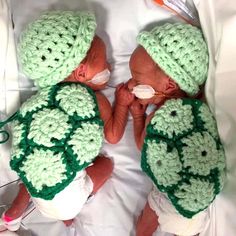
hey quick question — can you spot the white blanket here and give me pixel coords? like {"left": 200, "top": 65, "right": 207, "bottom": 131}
{"left": 0, "top": 0, "right": 236, "bottom": 235}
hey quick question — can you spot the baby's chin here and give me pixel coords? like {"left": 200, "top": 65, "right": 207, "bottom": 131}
{"left": 138, "top": 96, "right": 166, "bottom": 106}
{"left": 86, "top": 82, "right": 108, "bottom": 91}
{"left": 138, "top": 98, "right": 152, "bottom": 105}
{"left": 61, "top": 77, "right": 107, "bottom": 90}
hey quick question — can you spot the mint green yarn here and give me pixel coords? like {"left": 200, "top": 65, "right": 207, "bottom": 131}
{"left": 20, "top": 149, "right": 69, "bottom": 192}
{"left": 141, "top": 98, "right": 226, "bottom": 218}
{"left": 216, "top": 148, "right": 226, "bottom": 191}
{"left": 181, "top": 131, "right": 219, "bottom": 176}
{"left": 28, "top": 108, "right": 72, "bottom": 147}
{"left": 16, "top": 148, "right": 76, "bottom": 200}
{"left": 138, "top": 23, "right": 209, "bottom": 96}
{"left": 18, "top": 11, "right": 96, "bottom": 88}
{"left": 198, "top": 104, "right": 218, "bottom": 138}
{"left": 9, "top": 82, "right": 103, "bottom": 200}
{"left": 68, "top": 121, "right": 104, "bottom": 166}
{"left": 56, "top": 83, "right": 97, "bottom": 118}
{"left": 174, "top": 178, "right": 215, "bottom": 213}
{"left": 20, "top": 87, "right": 52, "bottom": 116}
{"left": 146, "top": 139, "right": 182, "bottom": 188}
{"left": 149, "top": 99, "right": 194, "bottom": 139}
{"left": 10, "top": 120, "right": 26, "bottom": 161}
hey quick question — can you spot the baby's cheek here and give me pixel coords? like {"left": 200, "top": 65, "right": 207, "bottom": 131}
{"left": 138, "top": 98, "right": 151, "bottom": 105}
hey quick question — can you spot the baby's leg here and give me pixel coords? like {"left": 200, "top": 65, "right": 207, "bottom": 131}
{"left": 86, "top": 155, "right": 113, "bottom": 194}
{"left": 2, "top": 184, "right": 30, "bottom": 231}
{"left": 136, "top": 201, "right": 159, "bottom": 236}
{"left": 4, "top": 184, "right": 30, "bottom": 219}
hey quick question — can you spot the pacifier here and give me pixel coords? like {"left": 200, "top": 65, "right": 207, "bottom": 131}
{"left": 89, "top": 69, "right": 110, "bottom": 85}
{"left": 131, "top": 85, "right": 156, "bottom": 99}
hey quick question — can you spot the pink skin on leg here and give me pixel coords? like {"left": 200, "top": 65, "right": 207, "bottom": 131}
{"left": 4, "top": 184, "right": 30, "bottom": 220}
{"left": 86, "top": 155, "right": 113, "bottom": 194}
{"left": 136, "top": 202, "right": 159, "bottom": 236}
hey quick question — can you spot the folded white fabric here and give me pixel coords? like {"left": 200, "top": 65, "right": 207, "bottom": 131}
{"left": 0, "top": 0, "right": 19, "bottom": 116}
{"left": 148, "top": 187, "right": 209, "bottom": 236}
{"left": 1, "top": 1, "right": 236, "bottom": 236}
{"left": 194, "top": 0, "right": 236, "bottom": 236}
{"left": 32, "top": 171, "right": 93, "bottom": 221}
{"left": 0, "top": 0, "right": 19, "bottom": 191}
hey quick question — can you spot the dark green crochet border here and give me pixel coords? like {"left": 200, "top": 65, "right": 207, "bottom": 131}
{"left": 141, "top": 98, "right": 226, "bottom": 218}
{"left": 10, "top": 82, "right": 104, "bottom": 200}
{"left": 11, "top": 147, "right": 77, "bottom": 200}
{"left": 65, "top": 117, "right": 104, "bottom": 172}
{"left": 146, "top": 99, "right": 204, "bottom": 141}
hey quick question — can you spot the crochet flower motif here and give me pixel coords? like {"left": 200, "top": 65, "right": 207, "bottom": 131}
{"left": 198, "top": 104, "right": 218, "bottom": 139}
{"left": 174, "top": 178, "right": 215, "bottom": 212}
{"left": 56, "top": 84, "right": 96, "bottom": 118}
{"left": 146, "top": 140, "right": 182, "bottom": 187}
{"left": 20, "top": 87, "right": 51, "bottom": 117}
{"left": 217, "top": 148, "right": 226, "bottom": 190}
{"left": 151, "top": 99, "right": 193, "bottom": 138}
{"left": 20, "top": 149, "right": 67, "bottom": 191}
{"left": 68, "top": 122, "right": 103, "bottom": 165}
{"left": 181, "top": 131, "right": 219, "bottom": 176}
{"left": 11, "top": 120, "right": 24, "bottom": 159}
{"left": 28, "top": 108, "right": 72, "bottom": 147}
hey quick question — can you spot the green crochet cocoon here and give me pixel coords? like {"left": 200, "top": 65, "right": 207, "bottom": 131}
{"left": 10, "top": 82, "right": 104, "bottom": 200}
{"left": 141, "top": 98, "right": 226, "bottom": 218}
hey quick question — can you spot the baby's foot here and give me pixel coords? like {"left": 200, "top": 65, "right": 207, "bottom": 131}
{"left": 63, "top": 219, "right": 73, "bottom": 227}
{"left": 1, "top": 212, "right": 23, "bottom": 231}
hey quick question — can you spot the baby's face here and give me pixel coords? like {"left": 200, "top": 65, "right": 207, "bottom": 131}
{"left": 65, "top": 35, "right": 110, "bottom": 90}
{"left": 128, "top": 46, "right": 180, "bottom": 105}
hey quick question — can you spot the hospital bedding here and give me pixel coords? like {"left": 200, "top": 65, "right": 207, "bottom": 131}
{"left": 0, "top": 0, "right": 236, "bottom": 235}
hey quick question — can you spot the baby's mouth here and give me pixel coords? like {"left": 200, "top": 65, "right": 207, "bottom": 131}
{"left": 89, "top": 69, "right": 110, "bottom": 85}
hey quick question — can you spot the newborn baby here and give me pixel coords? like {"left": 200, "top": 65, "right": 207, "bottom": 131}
{"left": 0, "top": 11, "right": 133, "bottom": 230}
{"left": 128, "top": 23, "right": 226, "bottom": 236}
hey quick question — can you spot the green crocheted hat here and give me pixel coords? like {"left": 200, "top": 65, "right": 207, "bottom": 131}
{"left": 9, "top": 82, "right": 104, "bottom": 200}
{"left": 18, "top": 11, "right": 96, "bottom": 88}
{"left": 141, "top": 98, "right": 226, "bottom": 218}
{"left": 138, "top": 23, "right": 209, "bottom": 96}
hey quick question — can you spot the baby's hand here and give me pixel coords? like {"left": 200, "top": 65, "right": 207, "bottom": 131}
{"left": 130, "top": 99, "right": 147, "bottom": 118}
{"left": 116, "top": 83, "right": 134, "bottom": 106}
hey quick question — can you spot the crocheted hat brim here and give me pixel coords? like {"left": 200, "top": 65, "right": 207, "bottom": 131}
{"left": 137, "top": 31, "right": 200, "bottom": 96}
{"left": 19, "top": 12, "right": 97, "bottom": 88}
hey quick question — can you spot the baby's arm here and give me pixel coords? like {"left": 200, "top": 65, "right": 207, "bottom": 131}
{"left": 95, "top": 83, "right": 134, "bottom": 144}
{"left": 130, "top": 100, "right": 154, "bottom": 150}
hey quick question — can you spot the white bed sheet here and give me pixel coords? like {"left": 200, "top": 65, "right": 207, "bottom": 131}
{"left": 0, "top": 0, "right": 236, "bottom": 236}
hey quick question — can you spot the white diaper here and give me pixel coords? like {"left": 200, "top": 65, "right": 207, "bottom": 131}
{"left": 148, "top": 186, "right": 210, "bottom": 236}
{"left": 32, "top": 170, "right": 93, "bottom": 220}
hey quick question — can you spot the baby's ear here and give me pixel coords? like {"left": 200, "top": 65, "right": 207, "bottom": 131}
{"left": 164, "top": 77, "right": 180, "bottom": 94}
